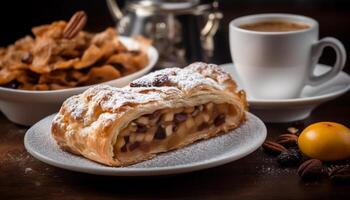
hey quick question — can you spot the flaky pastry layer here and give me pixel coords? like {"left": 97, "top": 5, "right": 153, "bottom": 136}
{"left": 51, "top": 62, "right": 248, "bottom": 166}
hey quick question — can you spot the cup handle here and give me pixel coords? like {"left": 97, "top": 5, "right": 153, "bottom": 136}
{"left": 307, "top": 37, "right": 346, "bottom": 86}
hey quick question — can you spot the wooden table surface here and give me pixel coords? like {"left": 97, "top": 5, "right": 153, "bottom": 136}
{"left": 1, "top": 1, "right": 350, "bottom": 199}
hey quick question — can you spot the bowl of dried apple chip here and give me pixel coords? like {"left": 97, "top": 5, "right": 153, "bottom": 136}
{"left": 0, "top": 11, "right": 158, "bottom": 125}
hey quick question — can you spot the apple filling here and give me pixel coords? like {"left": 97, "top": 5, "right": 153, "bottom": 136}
{"left": 114, "top": 103, "right": 237, "bottom": 158}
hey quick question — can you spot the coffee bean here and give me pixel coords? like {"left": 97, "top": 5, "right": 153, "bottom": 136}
{"left": 329, "top": 165, "right": 350, "bottom": 183}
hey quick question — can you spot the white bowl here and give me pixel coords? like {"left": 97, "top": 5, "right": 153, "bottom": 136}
{"left": 0, "top": 37, "right": 158, "bottom": 126}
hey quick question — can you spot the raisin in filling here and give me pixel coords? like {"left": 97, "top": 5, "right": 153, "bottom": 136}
{"left": 115, "top": 103, "right": 235, "bottom": 155}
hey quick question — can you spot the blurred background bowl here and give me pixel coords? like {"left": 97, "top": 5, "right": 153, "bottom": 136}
{"left": 0, "top": 36, "right": 158, "bottom": 126}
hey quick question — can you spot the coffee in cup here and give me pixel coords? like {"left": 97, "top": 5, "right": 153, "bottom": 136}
{"left": 239, "top": 20, "right": 310, "bottom": 32}
{"left": 229, "top": 14, "right": 346, "bottom": 99}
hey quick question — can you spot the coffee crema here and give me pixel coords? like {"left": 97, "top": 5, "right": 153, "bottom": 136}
{"left": 239, "top": 21, "right": 310, "bottom": 32}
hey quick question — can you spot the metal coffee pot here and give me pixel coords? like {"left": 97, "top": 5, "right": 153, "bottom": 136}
{"left": 106, "top": 0, "right": 222, "bottom": 67}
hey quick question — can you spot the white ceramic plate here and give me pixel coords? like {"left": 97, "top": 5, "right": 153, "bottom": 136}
{"left": 0, "top": 36, "right": 158, "bottom": 126}
{"left": 24, "top": 112, "right": 266, "bottom": 176}
{"left": 221, "top": 63, "right": 350, "bottom": 122}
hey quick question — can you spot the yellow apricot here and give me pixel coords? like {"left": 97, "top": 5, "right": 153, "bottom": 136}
{"left": 298, "top": 122, "right": 350, "bottom": 161}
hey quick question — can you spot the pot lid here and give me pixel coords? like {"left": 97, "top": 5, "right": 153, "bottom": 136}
{"left": 128, "top": 0, "right": 201, "bottom": 11}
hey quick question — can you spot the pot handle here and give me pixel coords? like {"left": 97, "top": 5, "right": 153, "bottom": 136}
{"left": 106, "top": 0, "right": 124, "bottom": 21}
{"left": 200, "top": 1, "right": 222, "bottom": 38}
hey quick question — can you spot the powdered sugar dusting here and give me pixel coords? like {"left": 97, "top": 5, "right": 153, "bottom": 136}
{"left": 188, "top": 62, "right": 232, "bottom": 82}
{"left": 63, "top": 95, "right": 87, "bottom": 120}
{"left": 87, "top": 85, "right": 180, "bottom": 112}
{"left": 61, "top": 62, "right": 231, "bottom": 121}
{"left": 130, "top": 62, "right": 230, "bottom": 92}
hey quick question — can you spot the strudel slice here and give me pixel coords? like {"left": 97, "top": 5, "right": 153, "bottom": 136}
{"left": 52, "top": 62, "right": 248, "bottom": 166}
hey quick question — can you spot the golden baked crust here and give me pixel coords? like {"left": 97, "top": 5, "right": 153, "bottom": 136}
{"left": 51, "top": 62, "right": 248, "bottom": 166}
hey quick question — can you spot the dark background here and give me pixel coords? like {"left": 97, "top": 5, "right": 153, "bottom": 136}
{"left": 0, "top": 0, "right": 349, "bottom": 70}
{"left": 0, "top": 1, "right": 350, "bottom": 199}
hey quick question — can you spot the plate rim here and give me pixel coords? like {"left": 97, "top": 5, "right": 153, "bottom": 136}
{"left": 24, "top": 112, "right": 266, "bottom": 176}
{"left": 220, "top": 63, "right": 350, "bottom": 106}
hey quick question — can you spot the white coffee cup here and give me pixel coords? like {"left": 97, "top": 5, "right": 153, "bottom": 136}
{"left": 229, "top": 13, "right": 346, "bottom": 99}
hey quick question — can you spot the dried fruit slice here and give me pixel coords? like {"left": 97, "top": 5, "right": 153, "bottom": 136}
{"left": 114, "top": 102, "right": 238, "bottom": 162}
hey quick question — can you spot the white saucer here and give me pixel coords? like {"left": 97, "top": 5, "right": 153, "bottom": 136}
{"left": 221, "top": 63, "right": 350, "bottom": 122}
{"left": 24, "top": 112, "right": 266, "bottom": 176}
